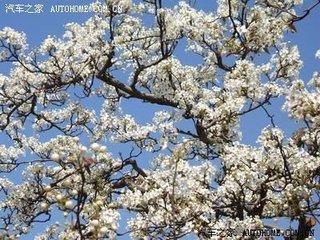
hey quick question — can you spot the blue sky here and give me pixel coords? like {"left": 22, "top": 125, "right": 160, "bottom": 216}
{"left": 1, "top": 0, "right": 320, "bottom": 239}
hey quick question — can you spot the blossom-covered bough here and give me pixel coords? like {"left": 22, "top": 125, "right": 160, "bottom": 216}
{"left": 1, "top": 0, "right": 320, "bottom": 239}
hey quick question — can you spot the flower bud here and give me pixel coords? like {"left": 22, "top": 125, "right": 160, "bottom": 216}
{"left": 65, "top": 200, "right": 73, "bottom": 209}
{"left": 40, "top": 202, "right": 49, "bottom": 210}
{"left": 91, "top": 219, "right": 100, "bottom": 227}
{"left": 51, "top": 153, "right": 60, "bottom": 161}
{"left": 91, "top": 143, "right": 100, "bottom": 151}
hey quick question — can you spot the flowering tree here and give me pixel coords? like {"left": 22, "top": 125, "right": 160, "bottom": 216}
{"left": 1, "top": 0, "right": 320, "bottom": 239}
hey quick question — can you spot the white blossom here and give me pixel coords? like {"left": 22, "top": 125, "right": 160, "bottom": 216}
{"left": 0, "top": 0, "right": 319, "bottom": 239}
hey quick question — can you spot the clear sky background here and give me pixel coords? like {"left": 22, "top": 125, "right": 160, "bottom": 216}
{"left": 1, "top": 0, "right": 320, "bottom": 239}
